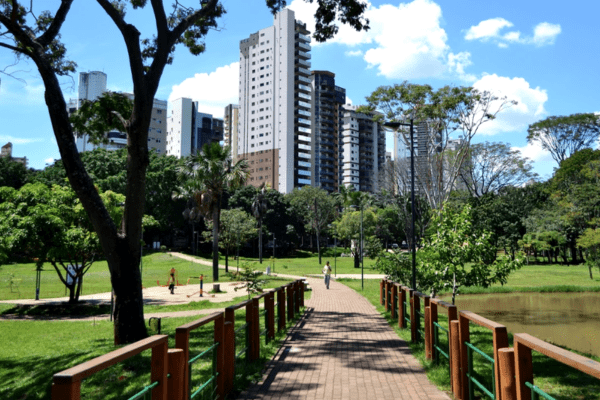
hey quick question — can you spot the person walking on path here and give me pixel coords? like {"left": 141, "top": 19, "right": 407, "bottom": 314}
{"left": 322, "top": 261, "right": 332, "bottom": 289}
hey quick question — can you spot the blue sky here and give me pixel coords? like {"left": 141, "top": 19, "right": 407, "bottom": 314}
{"left": 1, "top": 0, "right": 599, "bottom": 181}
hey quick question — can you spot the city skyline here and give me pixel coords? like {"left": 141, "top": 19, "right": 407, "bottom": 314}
{"left": 1, "top": 0, "right": 598, "bottom": 181}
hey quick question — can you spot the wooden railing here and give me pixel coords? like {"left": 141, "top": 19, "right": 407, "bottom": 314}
{"left": 50, "top": 279, "right": 306, "bottom": 400}
{"left": 380, "top": 279, "right": 600, "bottom": 400}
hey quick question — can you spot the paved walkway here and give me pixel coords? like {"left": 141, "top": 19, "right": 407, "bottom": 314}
{"left": 237, "top": 276, "right": 451, "bottom": 400}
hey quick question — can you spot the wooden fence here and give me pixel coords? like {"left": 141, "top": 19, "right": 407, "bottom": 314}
{"left": 50, "top": 279, "right": 307, "bottom": 400}
{"left": 380, "top": 278, "right": 600, "bottom": 400}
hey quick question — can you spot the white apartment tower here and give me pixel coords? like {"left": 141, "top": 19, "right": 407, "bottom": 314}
{"left": 78, "top": 71, "right": 107, "bottom": 103}
{"left": 167, "top": 97, "right": 224, "bottom": 158}
{"left": 340, "top": 105, "right": 385, "bottom": 193}
{"left": 238, "top": 8, "right": 312, "bottom": 193}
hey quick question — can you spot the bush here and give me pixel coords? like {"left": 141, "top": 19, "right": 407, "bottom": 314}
{"left": 160, "top": 245, "right": 167, "bottom": 252}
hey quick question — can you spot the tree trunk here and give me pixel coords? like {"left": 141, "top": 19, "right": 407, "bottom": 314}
{"left": 111, "top": 243, "right": 147, "bottom": 345}
{"left": 452, "top": 272, "right": 457, "bottom": 305}
{"left": 212, "top": 206, "right": 220, "bottom": 281}
{"left": 354, "top": 253, "right": 360, "bottom": 269}
{"left": 225, "top": 248, "right": 229, "bottom": 273}
{"left": 317, "top": 231, "right": 321, "bottom": 265}
{"left": 589, "top": 264, "right": 593, "bottom": 280}
{"left": 258, "top": 220, "right": 263, "bottom": 263}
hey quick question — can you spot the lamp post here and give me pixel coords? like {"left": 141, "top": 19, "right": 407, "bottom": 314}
{"left": 328, "top": 224, "right": 338, "bottom": 278}
{"left": 384, "top": 117, "right": 417, "bottom": 291}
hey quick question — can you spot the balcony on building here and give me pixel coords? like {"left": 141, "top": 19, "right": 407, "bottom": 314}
{"left": 295, "top": 32, "right": 311, "bottom": 42}
{"left": 297, "top": 41, "right": 310, "bottom": 52}
{"left": 295, "top": 49, "right": 311, "bottom": 59}
{"left": 296, "top": 58, "right": 311, "bottom": 69}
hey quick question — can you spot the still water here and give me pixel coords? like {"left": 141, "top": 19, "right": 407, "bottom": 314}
{"left": 441, "top": 292, "right": 600, "bottom": 357}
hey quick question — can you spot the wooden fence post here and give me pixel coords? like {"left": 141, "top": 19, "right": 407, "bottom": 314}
{"left": 266, "top": 291, "right": 275, "bottom": 340}
{"left": 252, "top": 297, "right": 260, "bottom": 361}
{"left": 514, "top": 340, "right": 533, "bottom": 400}
{"left": 294, "top": 281, "right": 300, "bottom": 315}
{"left": 499, "top": 348, "right": 517, "bottom": 400}
{"left": 390, "top": 284, "right": 397, "bottom": 319}
{"left": 425, "top": 306, "right": 431, "bottom": 359}
{"left": 459, "top": 313, "right": 471, "bottom": 400}
{"left": 246, "top": 300, "right": 255, "bottom": 361}
{"left": 167, "top": 349, "right": 185, "bottom": 400}
{"left": 175, "top": 329, "right": 190, "bottom": 396}
{"left": 493, "top": 326, "right": 510, "bottom": 400}
{"left": 287, "top": 284, "right": 294, "bottom": 322}
{"left": 385, "top": 280, "right": 390, "bottom": 311}
{"left": 278, "top": 287, "right": 286, "bottom": 331}
{"left": 398, "top": 288, "right": 406, "bottom": 329}
{"left": 223, "top": 309, "right": 235, "bottom": 396}
{"left": 380, "top": 279, "right": 385, "bottom": 305}
{"left": 450, "top": 320, "right": 462, "bottom": 400}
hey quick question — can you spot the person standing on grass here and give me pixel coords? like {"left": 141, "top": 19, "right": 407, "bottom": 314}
{"left": 322, "top": 261, "right": 332, "bottom": 289}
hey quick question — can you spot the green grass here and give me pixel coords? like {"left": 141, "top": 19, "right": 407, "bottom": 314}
{"left": 190, "top": 248, "right": 380, "bottom": 277}
{"left": 0, "top": 252, "right": 301, "bottom": 301}
{"left": 340, "top": 278, "right": 600, "bottom": 400}
{"left": 0, "top": 292, "right": 309, "bottom": 400}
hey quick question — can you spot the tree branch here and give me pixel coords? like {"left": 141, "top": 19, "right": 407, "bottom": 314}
{"left": 36, "top": 0, "right": 74, "bottom": 46}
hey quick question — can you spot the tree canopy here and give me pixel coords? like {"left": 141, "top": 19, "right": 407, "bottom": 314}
{"left": 527, "top": 113, "right": 600, "bottom": 165}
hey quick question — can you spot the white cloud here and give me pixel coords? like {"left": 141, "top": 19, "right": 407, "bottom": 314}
{"left": 472, "top": 74, "right": 548, "bottom": 136}
{"left": 532, "top": 22, "right": 561, "bottom": 46}
{"left": 345, "top": 50, "right": 363, "bottom": 57}
{"left": 0, "top": 134, "right": 43, "bottom": 145}
{"left": 44, "top": 157, "right": 56, "bottom": 164}
{"left": 290, "top": 0, "right": 471, "bottom": 80}
{"left": 465, "top": 18, "right": 561, "bottom": 47}
{"left": 464, "top": 18, "right": 513, "bottom": 41}
{"left": 345, "top": 96, "right": 353, "bottom": 106}
{"left": 168, "top": 62, "right": 239, "bottom": 118}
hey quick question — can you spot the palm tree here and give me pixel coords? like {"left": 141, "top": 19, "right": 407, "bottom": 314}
{"left": 177, "top": 142, "right": 249, "bottom": 281}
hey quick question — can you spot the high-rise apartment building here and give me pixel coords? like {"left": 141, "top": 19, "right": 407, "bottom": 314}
{"left": 224, "top": 104, "right": 239, "bottom": 158}
{"left": 238, "top": 8, "right": 312, "bottom": 193}
{"left": 310, "top": 71, "right": 345, "bottom": 192}
{"left": 167, "top": 97, "right": 223, "bottom": 158}
{"left": 70, "top": 72, "right": 167, "bottom": 154}
{"left": 340, "top": 105, "right": 386, "bottom": 193}
{"left": 78, "top": 71, "right": 107, "bottom": 104}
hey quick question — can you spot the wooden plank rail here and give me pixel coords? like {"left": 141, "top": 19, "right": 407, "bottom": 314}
{"left": 51, "top": 335, "right": 169, "bottom": 400}
{"left": 513, "top": 333, "right": 600, "bottom": 400}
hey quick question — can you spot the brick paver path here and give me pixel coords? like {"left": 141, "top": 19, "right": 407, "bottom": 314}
{"left": 238, "top": 276, "right": 451, "bottom": 400}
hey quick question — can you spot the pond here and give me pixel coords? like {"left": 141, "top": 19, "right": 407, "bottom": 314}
{"left": 441, "top": 292, "right": 600, "bottom": 357}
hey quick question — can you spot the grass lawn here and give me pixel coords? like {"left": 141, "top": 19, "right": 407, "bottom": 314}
{"left": 191, "top": 248, "right": 380, "bottom": 277}
{"left": 0, "top": 252, "right": 301, "bottom": 301}
{"left": 340, "top": 278, "right": 600, "bottom": 400}
{"left": 0, "top": 295, "right": 309, "bottom": 400}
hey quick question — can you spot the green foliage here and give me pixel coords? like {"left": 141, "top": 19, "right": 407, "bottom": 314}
{"left": 527, "top": 113, "right": 600, "bottom": 165}
{"left": 577, "top": 228, "right": 600, "bottom": 279}
{"left": 419, "top": 204, "right": 523, "bottom": 303}
{"left": 375, "top": 251, "right": 413, "bottom": 284}
{"left": 203, "top": 208, "right": 257, "bottom": 254}
{"left": 0, "top": 156, "right": 29, "bottom": 189}
{"left": 69, "top": 92, "right": 133, "bottom": 145}
{"left": 229, "top": 262, "right": 267, "bottom": 299}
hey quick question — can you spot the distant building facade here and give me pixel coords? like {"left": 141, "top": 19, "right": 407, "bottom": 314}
{"left": 1, "top": 142, "right": 28, "bottom": 168}
{"left": 166, "top": 97, "right": 223, "bottom": 158}
{"left": 224, "top": 104, "right": 240, "bottom": 159}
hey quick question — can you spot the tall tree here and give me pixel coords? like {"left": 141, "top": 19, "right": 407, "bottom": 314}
{"left": 459, "top": 141, "right": 538, "bottom": 197}
{"left": 0, "top": 0, "right": 368, "bottom": 344}
{"left": 527, "top": 113, "right": 600, "bottom": 165}
{"left": 0, "top": 156, "right": 29, "bottom": 189}
{"left": 361, "top": 82, "right": 516, "bottom": 210}
{"left": 177, "top": 143, "right": 249, "bottom": 281}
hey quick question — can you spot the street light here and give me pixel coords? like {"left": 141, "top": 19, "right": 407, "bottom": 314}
{"left": 349, "top": 204, "right": 364, "bottom": 290}
{"left": 384, "top": 114, "right": 417, "bottom": 291}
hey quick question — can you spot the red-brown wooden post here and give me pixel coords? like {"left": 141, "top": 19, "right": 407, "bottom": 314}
{"left": 51, "top": 382, "right": 80, "bottom": 400}
{"left": 430, "top": 301, "right": 438, "bottom": 362}
{"left": 223, "top": 311, "right": 235, "bottom": 395}
{"left": 214, "top": 314, "right": 225, "bottom": 399}
{"left": 278, "top": 287, "right": 286, "bottom": 331}
{"left": 459, "top": 313, "right": 471, "bottom": 400}
{"left": 287, "top": 284, "right": 294, "bottom": 321}
{"left": 450, "top": 320, "right": 462, "bottom": 399}
{"left": 294, "top": 281, "right": 301, "bottom": 314}
{"left": 150, "top": 335, "right": 169, "bottom": 400}
{"left": 390, "top": 284, "right": 397, "bottom": 319}
{"left": 380, "top": 279, "right": 385, "bottom": 305}
{"left": 175, "top": 329, "right": 190, "bottom": 396}
{"left": 266, "top": 291, "right": 275, "bottom": 340}
{"left": 385, "top": 280, "right": 390, "bottom": 311}
{"left": 493, "top": 326, "right": 510, "bottom": 400}
{"left": 252, "top": 297, "right": 260, "bottom": 360}
{"left": 398, "top": 288, "right": 407, "bottom": 329}
{"left": 167, "top": 349, "right": 185, "bottom": 400}
{"left": 499, "top": 348, "right": 517, "bottom": 400}
{"left": 425, "top": 306, "right": 432, "bottom": 359}
{"left": 514, "top": 339, "right": 533, "bottom": 400}
{"left": 246, "top": 300, "right": 255, "bottom": 361}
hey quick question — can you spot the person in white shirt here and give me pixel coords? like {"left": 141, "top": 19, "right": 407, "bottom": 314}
{"left": 322, "top": 261, "right": 332, "bottom": 289}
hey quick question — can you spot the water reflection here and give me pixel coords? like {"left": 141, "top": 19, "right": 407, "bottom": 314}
{"left": 441, "top": 292, "right": 600, "bottom": 357}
